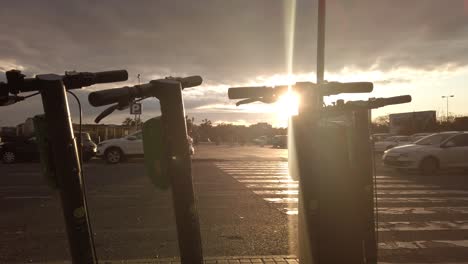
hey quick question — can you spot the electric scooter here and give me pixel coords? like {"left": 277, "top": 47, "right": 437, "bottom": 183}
{"left": 0, "top": 69, "right": 128, "bottom": 264}
{"left": 228, "top": 81, "right": 411, "bottom": 264}
{"left": 87, "top": 76, "right": 204, "bottom": 264}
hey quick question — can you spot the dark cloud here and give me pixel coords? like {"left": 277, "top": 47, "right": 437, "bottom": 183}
{"left": 293, "top": 0, "right": 468, "bottom": 72}
{"left": 1, "top": 0, "right": 468, "bottom": 125}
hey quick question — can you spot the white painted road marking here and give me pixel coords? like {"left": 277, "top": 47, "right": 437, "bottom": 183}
{"left": 378, "top": 239, "right": 468, "bottom": 249}
{"left": 215, "top": 160, "right": 468, "bottom": 260}
{"left": 378, "top": 221, "right": 468, "bottom": 231}
{"left": 281, "top": 207, "right": 468, "bottom": 216}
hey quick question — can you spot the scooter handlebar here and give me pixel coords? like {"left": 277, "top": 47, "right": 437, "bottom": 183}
{"left": 88, "top": 85, "right": 138, "bottom": 107}
{"left": 228, "top": 82, "right": 373, "bottom": 100}
{"left": 370, "top": 95, "right": 412, "bottom": 108}
{"left": 320, "top": 82, "right": 373, "bottom": 95}
{"left": 3, "top": 69, "right": 129, "bottom": 93}
{"left": 93, "top": 70, "right": 129, "bottom": 84}
{"left": 64, "top": 70, "right": 129, "bottom": 89}
{"left": 89, "top": 76, "right": 203, "bottom": 107}
{"left": 228, "top": 87, "right": 273, "bottom": 99}
{"left": 178, "top": 75, "right": 203, "bottom": 88}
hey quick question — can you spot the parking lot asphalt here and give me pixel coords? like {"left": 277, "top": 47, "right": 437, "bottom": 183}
{"left": 1, "top": 145, "right": 468, "bottom": 263}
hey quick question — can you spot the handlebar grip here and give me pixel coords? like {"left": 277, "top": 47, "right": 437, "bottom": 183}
{"left": 94, "top": 70, "right": 128, "bottom": 84}
{"left": 380, "top": 95, "right": 412, "bottom": 105}
{"left": 228, "top": 87, "right": 272, "bottom": 99}
{"left": 180, "top": 75, "right": 203, "bottom": 88}
{"left": 88, "top": 86, "right": 132, "bottom": 107}
{"left": 321, "top": 82, "right": 373, "bottom": 95}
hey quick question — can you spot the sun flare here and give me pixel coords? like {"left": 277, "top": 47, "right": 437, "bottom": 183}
{"left": 275, "top": 90, "right": 300, "bottom": 127}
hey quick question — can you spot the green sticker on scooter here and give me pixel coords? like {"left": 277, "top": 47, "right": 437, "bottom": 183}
{"left": 33, "top": 115, "right": 58, "bottom": 189}
{"left": 143, "top": 116, "right": 170, "bottom": 189}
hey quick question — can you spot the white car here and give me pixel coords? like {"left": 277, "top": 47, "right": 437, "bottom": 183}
{"left": 97, "top": 131, "right": 194, "bottom": 164}
{"left": 382, "top": 131, "right": 468, "bottom": 175}
{"left": 372, "top": 133, "right": 393, "bottom": 142}
{"left": 374, "top": 136, "right": 412, "bottom": 152}
{"left": 252, "top": 136, "right": 268, "bottom": 146}
{"left": 410, "top": 132, "right": 432, "bottom": 142}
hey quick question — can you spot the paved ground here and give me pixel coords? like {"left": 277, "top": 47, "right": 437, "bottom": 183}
{"left": 1, "top": 145, "right": 468, "bottom": 263}
{"left": 192, "top": 144, "right": 288, "bottom": 162}
{"left": 215, "top": 158, "right": 468, "bottom": 263}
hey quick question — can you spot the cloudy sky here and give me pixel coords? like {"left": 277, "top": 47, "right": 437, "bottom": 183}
{"left": 1, "top": 0, "right": 468, "bottom": 127}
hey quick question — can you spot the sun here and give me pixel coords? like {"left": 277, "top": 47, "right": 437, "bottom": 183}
{"left": 275, "top": 89, "right": 300, "bottom": 127}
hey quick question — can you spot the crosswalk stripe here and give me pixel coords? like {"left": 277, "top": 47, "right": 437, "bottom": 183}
{"left": 216, "top": 161, "right": 468, "bottom": 261}
{"left": 379, "top": 262, "right": 467, "bottom": 264}
{"left": 234, "top": 179, "right": 440, "bottom": 189}
{"left": 374, "top": 176, "right": 399, "bottom": 179}
{"left": 219, "top": 166, "right": 288, "bottom": 168}
{"left": 281, "top": 207, "right": 468, "bottom": 216}
{"left": 378, "top": 221, "right": 468, "bottom": 231}
{"left": 228, "top": 172, "right": 290, "bottom": 175}
{"left": 251, "top": 190, "right": 468, "bottom": 198}
{"left": 219, "top": 169, "right": 288, "bottom": 174}
{"left": 375, "top": 185, "right": 441, "bottom": 189}
{"left": 234, "top": 180, "right": 442, "bottom": 191}
{"left": 223, "top": 169, "right": 289, "bottom": 175}
{"left": 264, "top": 197, "right": 298, "bottom": 203}
{"left": 378, "top": 239, "right": 468, "bottom": 249}
{"left": 238, "top": 179, "right": 297, "bottom": 183}
{"left": 217, "top": 167, "right": 288, "bottom": 169}
{"left": 233, "top": 176, "right": 292, "bottom": 179}
{"left": 377, "top": 197, "right": 468, "bottom": 202}
{"left": 254, "top": 190, "right": 299, "bottom": 195}
{"left": 377, "top": 190, "right": 468, "bottom": 195}
{"left": 377, "top": 207, "right": 468, "bottom": 215}
{"left": 246, "top": 183, "right": 299, "bottom": 189}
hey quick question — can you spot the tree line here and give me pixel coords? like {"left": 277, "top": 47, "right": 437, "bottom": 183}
{"left": 122, "top": 114, "right": 468, "bottom": 144}
{"left": 187, "top": 118, "right": 287, "bottom": 144}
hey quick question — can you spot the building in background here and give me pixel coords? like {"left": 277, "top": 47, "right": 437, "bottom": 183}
{"left": 389, "top": 111, "right": 437, "bottom": 135}
{"left": 1, "top": 117, "right": 137, "bottom": 142}
{"left": 72, "top": 123, "right": 136, "bottom": 142}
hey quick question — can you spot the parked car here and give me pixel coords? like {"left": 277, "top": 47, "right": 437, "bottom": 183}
{"left": 0, "top": 133, "right": 96, "bottom": 164}
{"left": 96, "top": 131, "right": 143, "bottom": 163}
{"left": 97, "top": 131, "right": 195, "bottom": 164}
{"left": 271, "top": 135, "right": 287, "bottom": 148}
{"left": 374, "top": 135, "right": 412, "bottom": 152}
{"left": 409, "top": 132, "right": 432, "bottom": 142}
{"left": 74, "top": 132, "right": 97, "bottom": 162}
{"left": 252, "top": 136, "right": 268, "bottom": 146}
{"left": 382, "top": 131, "right": 467, "bottom": 175}
{"left": 0, "top": 137, "right": 39, "bottom": 163}
{"left": 372, "top": 133, "right": 393, "bottom": 142}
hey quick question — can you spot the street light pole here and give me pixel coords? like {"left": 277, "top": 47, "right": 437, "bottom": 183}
{"left": 316, "top": 0, "right": 326, "bottom": 85}
{"left": 441, "top": 95, "right": 454, "bottom": 121}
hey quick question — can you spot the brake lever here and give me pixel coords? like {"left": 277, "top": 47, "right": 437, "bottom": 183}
{"left": 236, "top": 98, "right": 259, "bottom": 106}
{"left": 0, "top": 95, "right": 25, "bottom": 106}
{"left": 235, "top": 96, "right": 277, "bottom": 106}
{"left": 94, "top": 102, "right": 130, "bottom": 123}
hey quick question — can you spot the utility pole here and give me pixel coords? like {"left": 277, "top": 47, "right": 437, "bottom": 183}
{"left": 137, "top": 74, "right": 141, "bottom": 129}
{"left": 300, "top": 0, "right": 326, "bottom": 263}
{"left": 441, "top": 95, "right": 454, "bottom": 121}
{"left": 316, "top": 0, "right": 326, "bottom": 84}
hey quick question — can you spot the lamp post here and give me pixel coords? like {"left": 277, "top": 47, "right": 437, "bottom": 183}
{"left": 441, "top": 95, "right": 454, "bottom": 121}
